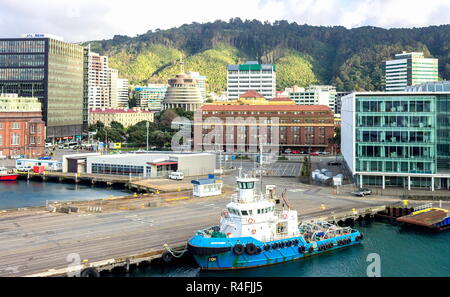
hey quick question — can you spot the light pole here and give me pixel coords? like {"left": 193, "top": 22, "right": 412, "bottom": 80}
{"left": 146, "top": 121, "right": 149, "bottom": 151}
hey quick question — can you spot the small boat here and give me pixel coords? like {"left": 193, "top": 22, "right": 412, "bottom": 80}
{"left": 187, "top": 169, "right": 364, "bottom": 270}
{"left": 0, "top": 167, "right": 19, "bottom": 181}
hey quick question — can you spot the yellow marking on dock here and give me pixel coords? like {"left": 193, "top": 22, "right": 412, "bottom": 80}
{"left": 165, "top": 196, "right": 190, "bottom": 202}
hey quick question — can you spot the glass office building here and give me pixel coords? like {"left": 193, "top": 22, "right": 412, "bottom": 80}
{"left": 0, "top": 37, "right": 84, "bottom": 139}
{"left": 341, "top": 92, "right": 450, "bottom": 191}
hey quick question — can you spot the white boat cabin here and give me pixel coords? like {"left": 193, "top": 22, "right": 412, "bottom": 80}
{"left": 219, "top": 175, "right": 299, "bottom": 242}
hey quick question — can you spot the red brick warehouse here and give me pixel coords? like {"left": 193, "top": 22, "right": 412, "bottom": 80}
{"left": 195, "top": 104, "right": 335, "bottom": 154}
{"left": 0, "top": 95, "right": 45, "bottom": 158}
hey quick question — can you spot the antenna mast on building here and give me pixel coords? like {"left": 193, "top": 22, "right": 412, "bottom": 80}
{"left": 179, "top": 54, "right": 184, "bottom": 73}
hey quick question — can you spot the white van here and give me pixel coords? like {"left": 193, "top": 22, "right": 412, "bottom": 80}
{"left": 169, "top": 171, "right": 184, "bottom": 180}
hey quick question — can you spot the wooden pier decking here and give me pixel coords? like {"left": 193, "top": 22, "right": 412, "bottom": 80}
{"left": 396, "top": 208, "right": 450, "bottom": 230}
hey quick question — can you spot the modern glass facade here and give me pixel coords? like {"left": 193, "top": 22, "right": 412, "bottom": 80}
{"left": 342, "top": 92, "right": 450, "bottom": 190}
{"left": 0, "top": 38, "right": 84, "bottom": 139}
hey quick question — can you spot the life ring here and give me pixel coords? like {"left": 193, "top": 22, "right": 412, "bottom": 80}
{"left": 298, "top": 246, "right": 304, "bottom": 253}
{"left": 80, "top": 267, "right": 100, "bottom": 277}
{"left": 279, "top": 242, "right": 285, "bottom": 248}
{"left": 251, "top": 229, "right": 257, "bottom": 235}
{"left": 245, "top": 243, "right": 257, "bottom": 255}
{"left": 293, "top": 239, "right": 299, "bottom": 246}
{"left": 286, "top": 241, "right": 292, "bottom": 247}
{"left": 233, "top": 244, "right": 245, "bottom": 255}
{"left": 248, "top": 217, "right": 255, "bottom": 224}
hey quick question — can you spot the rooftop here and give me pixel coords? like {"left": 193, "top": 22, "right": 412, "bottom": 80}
{"left": 200, "top": 104, "right": 331, "bottom": 112}
{"left": 90, "top": 108, "right": 153, "bottom": 114}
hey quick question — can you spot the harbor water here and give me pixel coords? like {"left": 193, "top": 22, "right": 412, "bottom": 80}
{"left": 0, "top": 180, "right": 128, "bottom": 210}
{"left": 128, "top": 221, "right": 450, "bottom": 277}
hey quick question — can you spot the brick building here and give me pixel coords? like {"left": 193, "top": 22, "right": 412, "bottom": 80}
{"left": 0, "top": 94, "right": 45, "bottom": 158}
{"left": 195, "top": 104, "right": 335, "bottom": 153}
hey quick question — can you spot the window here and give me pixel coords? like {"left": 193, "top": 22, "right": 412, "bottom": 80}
{"left": 30, "top": 136, "right": 35, "bottom": 144}
{"left": 0, "top": 135, "right": 2, "bottom": 145}
{"left": 241, "top": 210, "right": 248, "bottom": 216}
{"left": 11, "top": 133, "right": 19, "bottom": 145}
{"left": 12, "top": 122, "right": 20, "bottom": 129}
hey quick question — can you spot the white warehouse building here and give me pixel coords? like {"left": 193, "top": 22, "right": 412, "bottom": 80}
{"left": 85, "top": 152, "right": 216, "bottom": 178}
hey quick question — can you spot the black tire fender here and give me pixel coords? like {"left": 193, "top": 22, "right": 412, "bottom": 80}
{"left": 80, "top": 267, "right": 100, "bottom": 277}
{"left": 233, "top": 244, "right": 245, "bottom": 255}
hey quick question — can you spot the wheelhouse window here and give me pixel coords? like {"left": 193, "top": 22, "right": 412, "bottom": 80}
{"left": 238, "top": 182, "right": 254, "bottom": 189}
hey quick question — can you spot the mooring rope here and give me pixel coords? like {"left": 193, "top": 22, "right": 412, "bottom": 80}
{"left": 163, "top": 243, "right": 188, "bottom": 258}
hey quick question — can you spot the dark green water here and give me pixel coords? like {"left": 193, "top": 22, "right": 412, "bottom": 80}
{"left": 128, "top": 222, "right": 450, "bottom": 277}
{"left": 0, "top": 180, "right": 128, "bottom": 210}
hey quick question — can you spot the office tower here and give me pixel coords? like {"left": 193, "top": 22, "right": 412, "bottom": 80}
{"left": 227, "top": 61, "right": 276, "bottom": 100}
{"left": 384, "top": 52, "right": 438, "bottom": 91}
{"left": 341, "top": 91, "right": 450, "bottom": 191}
{"left": 288, "top": 85, "right": 337, "bottom": 112}
{"left": 0, "top": 34, "right": 84, "bottom": 140}
{"left": 117, "top": 78, "right": 129, "bottom": 108}
{"left": 134, "top": 84, "right": 168, "bottom": 110}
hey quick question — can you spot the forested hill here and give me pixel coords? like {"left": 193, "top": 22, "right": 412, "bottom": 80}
{"left": 85, "top": 19, "right": 450, "bottom": 93}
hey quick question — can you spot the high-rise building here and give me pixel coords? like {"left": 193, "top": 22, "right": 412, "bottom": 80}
{"left": 384, "top": 52, "right": 438, "bottom": 92}
{"left": 227, "top": 61, "right": 276, "bottom": 100}
{"left": 0, "top": 35, "right": 84, "bottom": 139}
{"left": 341, "top": 91, "right": 450, "bottom": 191}
{"left": 108, "top": 68, "right": 118, "bottom": 108}
{"left": 335, "top": 91, "right": 351, "bottom": 115}
{"left": 134, "top": 84, "right": 168, "bottom": 110}
{"left": 162, "top": 73, "right": 204, "bottom": 112}
{"left": 0, "top": 94, "right": 45, "bottom": 158}
{"left": 117, "top": 78, "right": 129, "bottom": 108}
{"left": 288, "top": 85, "right": 337, "bottom": 113}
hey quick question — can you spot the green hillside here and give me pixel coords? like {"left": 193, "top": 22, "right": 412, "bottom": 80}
{"left": 85, "top": 20, "right": 450, "bottom": 92}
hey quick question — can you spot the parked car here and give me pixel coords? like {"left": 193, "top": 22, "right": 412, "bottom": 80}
{"left": 352, "top": 188, "right": 372, "bottom": 197}
{"left": 327, "top": 161, "right": 342, "bottom": 166}
{"left": 169, "top": 171, "right": 184, "bottom": 180}
{"left": 309, "top": 152, "right": 319, "bottom": 156}
{"left": 292, "top": 150, "right": 301, "bottom": 154}
{"left": 38, "top": 156, "right": 52, "bottom": 160}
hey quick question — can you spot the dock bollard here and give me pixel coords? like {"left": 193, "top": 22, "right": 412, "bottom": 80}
{"left": 320, "top": 204, "right": 326, "bottom": 210}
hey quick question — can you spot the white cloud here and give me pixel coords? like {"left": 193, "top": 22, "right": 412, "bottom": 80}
{"left": 0, "top": 0, "right": 448, "bottom": 42}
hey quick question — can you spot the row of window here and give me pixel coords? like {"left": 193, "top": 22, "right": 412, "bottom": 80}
{"left": 0, "top": 40, "right": 46, "bottom": 53}
{"left": 227, "top": 206, "right": 275, "bottom": 216}
{"left": 0, "top": 134, "right": 41, "bottom": 145}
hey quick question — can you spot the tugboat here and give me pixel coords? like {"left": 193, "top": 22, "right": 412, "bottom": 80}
{"left": 187, "top": 170, "right": 364, "bottom": 270}
{"left": 0, "top": 167, "right": 19, "bottom": 181}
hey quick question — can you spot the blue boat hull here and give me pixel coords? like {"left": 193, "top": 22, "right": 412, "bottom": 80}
{"left": 188, "top": 232, "right": 363, "bottom": 270}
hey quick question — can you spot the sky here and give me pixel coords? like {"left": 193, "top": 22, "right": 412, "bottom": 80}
{"left": 0, "top": 0, "right": 449, "bottom": 42}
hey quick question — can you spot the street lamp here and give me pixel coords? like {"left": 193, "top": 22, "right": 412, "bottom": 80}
{"left": 146, "top": 121, "right": 149, "bottom": 151}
